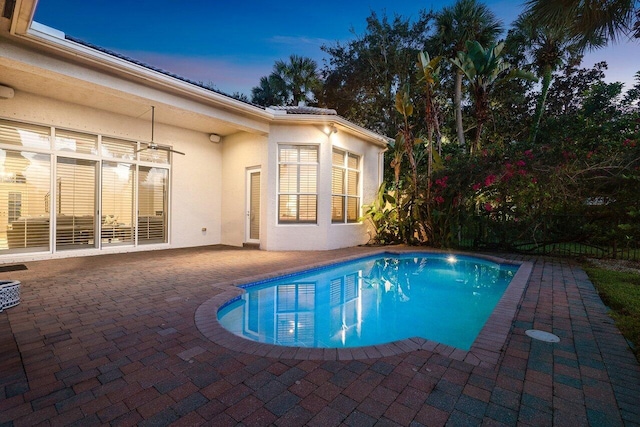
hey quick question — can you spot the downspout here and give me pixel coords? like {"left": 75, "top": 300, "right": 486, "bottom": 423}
{"left": 378, "top": 145, "right": 388, "bottom": 187}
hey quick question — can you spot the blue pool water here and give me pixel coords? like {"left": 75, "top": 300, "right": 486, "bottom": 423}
{"left": 218, "top": 253, "right": 518, "bottom": 350}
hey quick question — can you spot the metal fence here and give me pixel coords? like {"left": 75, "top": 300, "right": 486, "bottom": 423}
{"left": 454, "top": 214, "right": 640, "bottom": 262}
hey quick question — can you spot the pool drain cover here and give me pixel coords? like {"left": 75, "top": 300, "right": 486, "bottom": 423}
{"left": 525, "top": 329, "right": 560, "bottom": 343}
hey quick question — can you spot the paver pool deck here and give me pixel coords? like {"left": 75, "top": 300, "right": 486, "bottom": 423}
{"left": 0, "top": 245, "right": 638, "bottom": 426}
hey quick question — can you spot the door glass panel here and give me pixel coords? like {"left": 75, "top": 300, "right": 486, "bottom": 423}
{"left": 138, "top": 166, "right": 167, "bottom": 244}
{"left": 249, "top": 171, "right": 260, "bottom": 240}
{"left": 0, "top": 149, "right": 51, "bottom": 252}
{"left": 102, "top": 161, "right": 134, "bottom": 246}
{"left": 56, "top": 157, "right": 97, "bottom": 249}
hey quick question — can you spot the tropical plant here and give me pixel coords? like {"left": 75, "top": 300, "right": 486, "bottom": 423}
{"left": 524, "top": 0, "right": 638, "bottom": 47}
{"left": 251, "top": 55, "right": 321, "bottom": 106}
{"left": 273, "top": 55, "right": 322, "bottom": 106}
{"left": 429, "top": 0, "right": 503, "bottom": 148}
{"left": 512, "top": 11, "right": 583, "bottom": 144}
{"left": 251, "top": 75, "right": 286, "bottom": 106}
{"left": 450, "top": 41, "right": 538, "bottom": 152}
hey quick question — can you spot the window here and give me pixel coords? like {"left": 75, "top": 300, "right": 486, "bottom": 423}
{"left": 0, "top": 149, "right": 51, "bottom": 252}
{"left": 278, "top": 145, "right": 318, "bottom": 223}
{"left": 332, "top": 148, "right": 360, "bottom": 223}
{"left": 0, "top": 118, "right": 173, "bottom": 255}
{"left": 0, "top": 119, "right": 50, "bottom": 149}
{"left": 102, "top": 161, "right": 134, "bottom": 246}
{"left": 56, "top": 157, "right": 97, "bottom": 249}
{"left": 138, "top": 166, "right": 168, "bottom": 244}
{"left": 55, "top": 129, "right": 98, "bottom": 155}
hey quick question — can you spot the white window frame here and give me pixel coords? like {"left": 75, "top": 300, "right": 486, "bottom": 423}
{"left": 277, "top": 144, "right": 319, "bottom": 224}
{"left": 331, "top": 148, "right": 361, "bottom": 224}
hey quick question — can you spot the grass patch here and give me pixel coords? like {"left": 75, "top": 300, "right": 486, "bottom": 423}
{"left": 584, "top": 265, "right": 640, "bottom": 360}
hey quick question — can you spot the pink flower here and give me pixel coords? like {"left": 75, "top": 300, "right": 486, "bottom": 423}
{"left": 518, "top": 169, "right": 527, "bottom": 176}
{"left": 434, "top": 196, "right": 445, "bottom": 204}
{"left": 435, "top": 176, "right": 448, "bottom": 188}
{"left": 516, "top": 160, "right": 526, "bottom": 167}
{"left": 524, "top": 149, "right": 534, "bottom": 160}
{"left": 472, "top": 183, "right": 482, "bottom": 191}
{"left": 484, "top": 203, "right": 492, "bottom": 212}
{"left": 531, "top": 177, "right": 538, "bottom": 184}
{"left": 484, "top": 175, "right": 496, "bottom": 187}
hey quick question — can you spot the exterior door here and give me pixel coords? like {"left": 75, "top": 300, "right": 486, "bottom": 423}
{"left": 246, "top": 169, "right": 261, "bottom": 243}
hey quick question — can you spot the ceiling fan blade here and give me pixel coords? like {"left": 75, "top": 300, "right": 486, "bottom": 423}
{"left": 168, "top": 148, "right": 185, "bottom": 156}
{"left": 135, "top": 147, "right": 149, "bottom": 153}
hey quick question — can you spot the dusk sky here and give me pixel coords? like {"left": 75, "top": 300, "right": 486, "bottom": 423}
{"left": 33, "top": 0, "right": 639, "bottom": 97}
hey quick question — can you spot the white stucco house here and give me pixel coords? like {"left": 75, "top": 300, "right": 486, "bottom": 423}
{"left": 0, "top": 0, "right": 388, "bottom": 262}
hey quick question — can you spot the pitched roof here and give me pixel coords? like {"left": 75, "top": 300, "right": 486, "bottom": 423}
{"left": 65, "top": 34, "right": 261, "bottom": 107}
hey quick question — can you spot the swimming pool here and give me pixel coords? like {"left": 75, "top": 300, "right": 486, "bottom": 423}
{"left": 217, "top": 252, "right": 519, "bottom": 351}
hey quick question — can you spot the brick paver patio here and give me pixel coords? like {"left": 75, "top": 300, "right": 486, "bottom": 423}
{"left": 1, "top": 245, "right": 639, "bottom": 426}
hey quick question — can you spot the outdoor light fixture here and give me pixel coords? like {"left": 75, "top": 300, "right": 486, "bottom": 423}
{"left": 209, "top": 134, "right": 221, "bottom": 143}
{"left": 323, "top": 124, "right": 338, "bottom": 135}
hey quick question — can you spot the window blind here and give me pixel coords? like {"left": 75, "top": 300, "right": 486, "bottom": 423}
{"left": 102, "top": 137, "right": 136, "bottom": 160}
{"left": 55, "top": 129, "right": 98, "bottom": 155}
{"left": 1, "top": 149, "right": 51, "bottom": 252}
{"left": 138, "top": 166, "right": 167, "bottom": 244}
{"left": 55, "top": 157, "right": 97, "bottom": 249}
{"left": 0, "top": 119, "right": 51, "bottom": 149}
{"left": 331, "top": 148, "right": 361, "bottom": 223}
{"left": 101, "top": 161, "right": 134, "bottom": 246}
{"left": 278, "top": 145, "right": 318, "bottom": 223}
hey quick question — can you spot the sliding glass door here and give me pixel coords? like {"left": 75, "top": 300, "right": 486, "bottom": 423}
{"left": 55, "top": 157, "right": 97, "bottom": 249}
{"left": 138, "top": 166, "right": 168, "bottom": 244}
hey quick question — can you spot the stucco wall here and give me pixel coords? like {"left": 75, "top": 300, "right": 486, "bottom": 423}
{"left": 263, "top": 124, "right": 383, "bottom": 251}
{"left": 0, "top": 90, "right": 223, "bottom": 261}
{"left": 220, "top": 132, "right": 268, "bottom": 247}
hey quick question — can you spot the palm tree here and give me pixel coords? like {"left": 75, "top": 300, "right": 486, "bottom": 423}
{"left": 513, "top": 12, "right": 583, "bottom": 144}
{"left": 251, "top": 75, "right": 286, "bottom": 106}
{"left": 273, "top": 55, "right": 321, "bottom": 106}
{"left": 451, "top": 41, "right": 537, "bottom": 152}
{"left": 524, "top": 0, "right": 637, "bottom": 48}
{"left": 430, "top": 0, "right": 503, "bottom": 148}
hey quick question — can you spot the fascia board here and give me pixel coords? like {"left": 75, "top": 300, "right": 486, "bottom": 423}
{"left": 15, "top": 25, "right": 273, "bottom": 124}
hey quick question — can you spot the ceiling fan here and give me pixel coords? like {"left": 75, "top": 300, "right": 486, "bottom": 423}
{"left": 136, "top": 106, "right": 185, "bottom": 156}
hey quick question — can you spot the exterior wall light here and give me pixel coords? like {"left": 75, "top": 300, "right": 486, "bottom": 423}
{"left": 323, "top": 124, "right": 337, "bottom": 135}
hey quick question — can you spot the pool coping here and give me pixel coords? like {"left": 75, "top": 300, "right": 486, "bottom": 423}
{"left": 194, "top": 248, "right": 533, "bottom": 367}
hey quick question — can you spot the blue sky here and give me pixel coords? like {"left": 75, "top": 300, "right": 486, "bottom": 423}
{"left": 34, "top": 0, "right": 638, "bottom": 96}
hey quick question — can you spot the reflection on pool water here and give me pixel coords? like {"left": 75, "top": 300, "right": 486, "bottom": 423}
{"left": 217, "top": 253, "right": 519, "bottom": 350}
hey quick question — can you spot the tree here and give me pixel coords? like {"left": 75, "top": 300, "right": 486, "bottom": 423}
{"left": 251, "top": 55, "right": 320, "bottom": 106}
{"left": 524, "top": 0, "right": 638, "bottom": 48}
{"left": 430, "top": 0, "right": 503, "bottom": 148}
{"left": 251, "top": 75, "right": 286, "bottom": 106}
{"left": 512, "top": 11, "right": 582, "bottom": 144}
{"left": 273, "top": 55, "right": 321, "bottom": 106}
{"left": 450, "top": 41, "right": 537, "bottom": 152}
{"left": 320, "top": 11, "right": 432, "bottom": 136}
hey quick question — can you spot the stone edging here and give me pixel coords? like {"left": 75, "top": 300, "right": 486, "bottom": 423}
{"left": 194, "top": 250, "right": 532, "bottom": 367}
